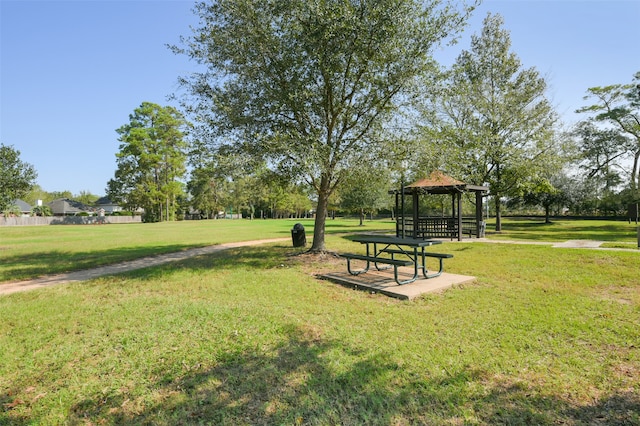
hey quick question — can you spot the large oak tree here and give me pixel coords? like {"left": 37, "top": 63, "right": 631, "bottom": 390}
{"left": 174, "top": 0, "right": 475, "bottom": 252}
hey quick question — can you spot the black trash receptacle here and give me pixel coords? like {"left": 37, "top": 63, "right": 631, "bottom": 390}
{"left": 291, "top": 223, "right": 306, "bottom": 247}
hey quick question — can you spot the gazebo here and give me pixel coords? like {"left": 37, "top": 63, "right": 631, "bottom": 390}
{"left": 391, "top": 171, "right": 489, "bottom": 241}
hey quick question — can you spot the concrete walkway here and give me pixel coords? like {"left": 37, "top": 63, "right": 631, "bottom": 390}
{"left": 552, "top": 239, "right": 605, "bottom": 248}
{"left": 456, "top": 238, "right": 607, "bottom": 248}
{"left": 0, "top": 238, "right": 289, "bottom": 296}
{"left": 467, "top": 238, "right": 640, "bottom": 251}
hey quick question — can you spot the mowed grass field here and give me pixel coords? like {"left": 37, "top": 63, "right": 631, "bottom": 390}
{"left": 1, "top": 218, "right": 639, "bottom": 425}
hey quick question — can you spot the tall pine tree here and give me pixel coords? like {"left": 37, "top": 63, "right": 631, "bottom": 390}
{"left": 423, "top": 13, "right": 560, "bottom": 231}
{"left": 108, "top": 102, "right": 188, "bottom": 222}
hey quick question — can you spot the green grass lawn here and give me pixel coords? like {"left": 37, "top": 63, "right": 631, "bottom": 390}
{"left": 1, "top": 218, "right": 639, "bottom": 424}
{"left": 0, "top": 218, "right": 393, "bottom": 283}
{"left": 1, "top": 217, "right": 637, "bottom": 284}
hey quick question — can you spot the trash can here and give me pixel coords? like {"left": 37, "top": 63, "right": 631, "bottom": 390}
{"left": 291, "top": 223, "right": 306, "bottom": 247}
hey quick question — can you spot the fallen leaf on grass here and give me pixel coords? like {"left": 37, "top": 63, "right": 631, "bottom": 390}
{"left": 32, "top": 392, "right": 47, "bottom": 402}
{"left": 3, "top": 398, "right": 25, "bottom": 409}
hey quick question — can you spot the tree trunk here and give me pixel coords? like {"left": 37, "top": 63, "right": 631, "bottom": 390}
{"left": 359, "top": 208, "right": 364, "bottom": 226}
{"left": 632, "top": 150, "right": 639, "bottom": 190}
{"left": 545, "top": 205, "right": 551, "bottom": 223}
{"left": 310, "top": 176, "right": 331, "bottom": 252}
{"left": 494, "top": 196, "right": 502, "bottom": 232}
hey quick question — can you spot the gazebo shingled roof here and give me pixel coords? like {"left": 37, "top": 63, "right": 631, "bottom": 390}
{"left": 404, "top": 170, "right": 488, "bottom": 195}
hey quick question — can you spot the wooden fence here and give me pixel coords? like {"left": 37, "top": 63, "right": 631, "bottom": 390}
{"left": 0, "top": 216, "right": 142, "bottom": 226}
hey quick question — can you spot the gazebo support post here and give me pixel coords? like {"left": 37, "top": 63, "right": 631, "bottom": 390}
{"left": 475, "top": 191, "right": 484, "bottom": 238}
{"left": 412, "top": 190, "right": 419, "bottom": 239}
{"left": 401, "top": 187, "right": 405, "bottom": 238}
{"left": 450, "top": 193, "right": 456, "bottom": 240}
{"left": 395, "top": 191, "right": 399, "bottom": 237}
{"left": 457, "top": 192, "right": 463, "bottom": 241}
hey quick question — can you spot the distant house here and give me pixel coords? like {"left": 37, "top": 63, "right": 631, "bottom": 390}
{"left": 48, "top": 198, "right": 96, "bottom": 216}
{"left": 95, "top": 197, "right": 123, "bottom": 214}
{"left": 13, "top": 199, "right": 32, "bottom": 216}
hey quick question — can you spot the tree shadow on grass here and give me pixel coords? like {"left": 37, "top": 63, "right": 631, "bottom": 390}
{"left": 471, "top": 380, "right": 640, "bottom": 425}
{"left": 63, "top": 324, "right": 640, "bottom": 425}
{"left": 66, "top": 326, "right": 408, "bottom": 425}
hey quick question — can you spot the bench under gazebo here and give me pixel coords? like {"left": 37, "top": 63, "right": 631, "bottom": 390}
{"left": 391, "top": 171, "right": 489, "bottom": 241}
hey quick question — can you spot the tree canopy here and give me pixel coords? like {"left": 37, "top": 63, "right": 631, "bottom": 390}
{"left": 174, "top": 0, "right": 476, "bottom": 251}
{"left": 576, "top": 71, "right": 640, "bottom": 192}
{"left": 0, "top": 143, "right": 37, "bottom": 212}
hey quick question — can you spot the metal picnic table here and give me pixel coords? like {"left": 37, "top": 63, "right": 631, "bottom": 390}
{"left": 341, "top": 234, "right": 452, "bottom": 285}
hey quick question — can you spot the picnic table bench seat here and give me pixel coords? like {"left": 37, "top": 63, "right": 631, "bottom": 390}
{"left": 339, "top": 253, "right": 414, "bottom": 269}
{"left": 379, "top": 248, "right": 453, "bottom": 279}
{"left": 380, "top": 248, "right": 453, "bottom": 259}
{"left": 339, "top": 253, "right": 415, "bottom": 285}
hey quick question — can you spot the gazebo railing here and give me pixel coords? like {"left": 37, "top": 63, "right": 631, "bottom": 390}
{"left": 397, "top": 216, "right": 481, "bottom": 239}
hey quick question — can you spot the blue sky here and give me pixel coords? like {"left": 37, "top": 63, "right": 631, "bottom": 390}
{"left": 1, "top": 0, "right": 639, "bottom": 196}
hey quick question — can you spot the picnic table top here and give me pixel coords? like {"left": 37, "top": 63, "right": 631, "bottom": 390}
{"left": 351, "top": 234, "right": 442, "bottom": 247}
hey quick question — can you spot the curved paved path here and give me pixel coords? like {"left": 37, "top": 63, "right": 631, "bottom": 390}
{"left": 0, "top": 238, "right": 289, "bottom": 296}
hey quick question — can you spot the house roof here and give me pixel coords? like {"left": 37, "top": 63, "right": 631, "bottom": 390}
{"left": 96, "top": 196, "right": 116, "bottom": 205}
{"left": 13, "top": 199, "right": 32, "bottom": 212}
{"left": 48, "top": 198, "right": 96, "bottom": 214}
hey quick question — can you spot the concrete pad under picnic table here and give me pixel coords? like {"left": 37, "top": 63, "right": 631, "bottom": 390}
{"left": 319, "top": 267, "right": 476, "bottom": 300}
